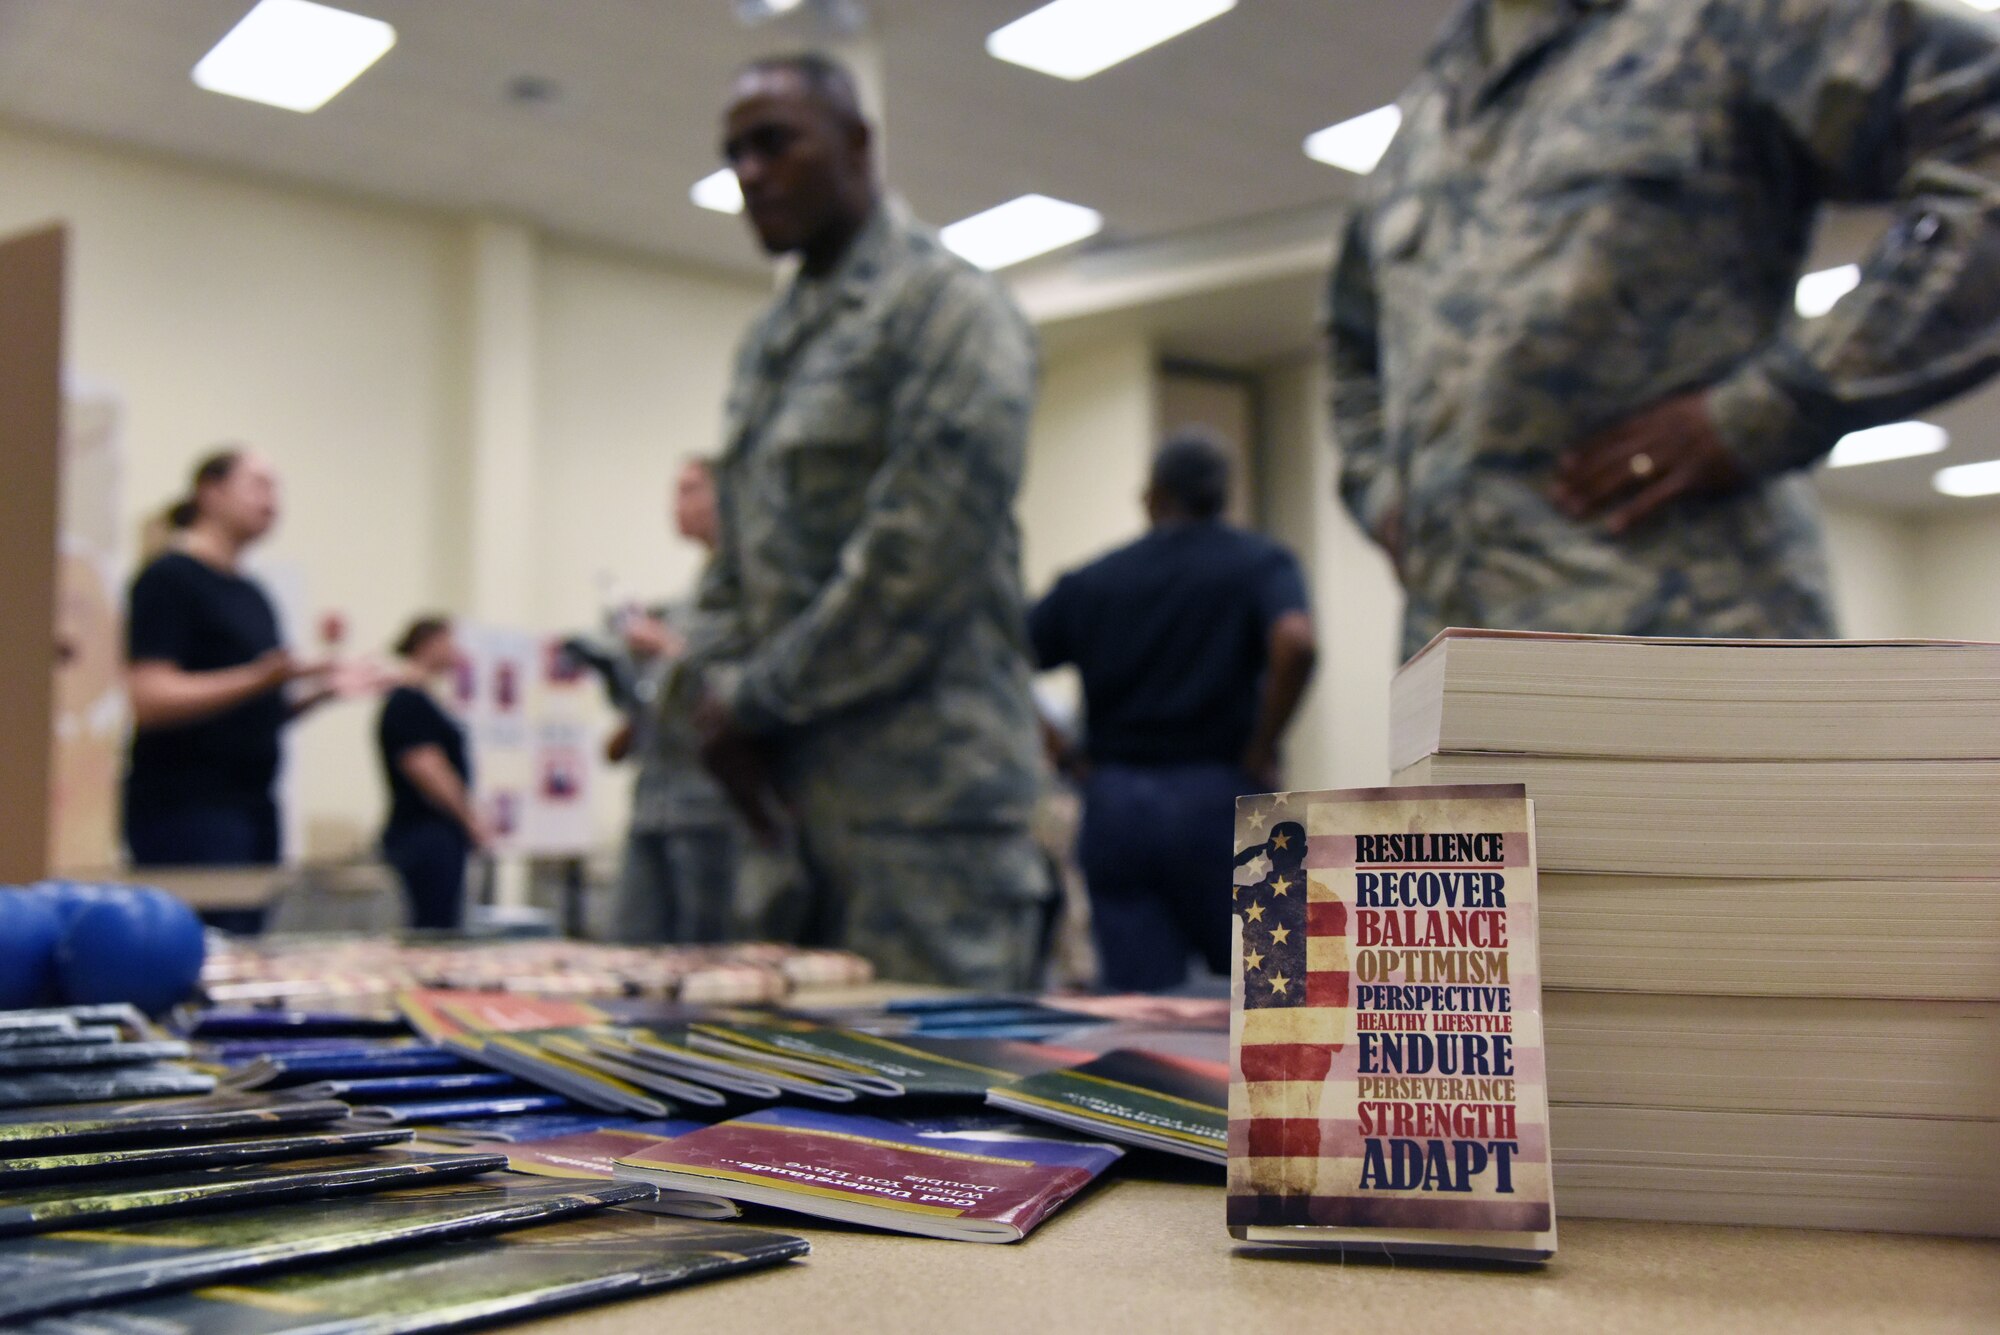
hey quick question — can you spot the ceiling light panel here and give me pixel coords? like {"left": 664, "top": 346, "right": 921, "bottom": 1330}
{"left": 691, "top": 169, "right": 744, "bottom": 215}
{"left": 1304, "top": 105, "right": 1403, "bottom": 175}
{"left": 1826, "top": 421, "right": 1948, "bottom": 469}
{"left": 1934, "top": 459, "right": 2000, "bottom": 497}
{"left": 987, "top": 0, "right": 1237, "bottom": 81}
{"left": 193, "top": 0, "right": 395, "bottom": 113}
{"left": 941, "top": 194, "right": 1103, "bottom": 270}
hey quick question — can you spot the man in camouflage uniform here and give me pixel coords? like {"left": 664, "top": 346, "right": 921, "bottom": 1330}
{"left": 1335, "top": 0, "right": 2000, "bottom": 659}
{"left": 687, "top": 54, "right": 1049, "bottom": 988}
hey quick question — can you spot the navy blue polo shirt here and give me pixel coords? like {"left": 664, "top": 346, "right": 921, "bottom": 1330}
{"left": 1028, "top": 521, "right": 1310, "bottom": 766}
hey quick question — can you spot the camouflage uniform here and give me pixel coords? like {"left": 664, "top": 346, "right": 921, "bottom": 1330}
{"left": 691, "top": 202, "right": 1049, "bottom": 989}
{"left": 607, "top": 603, "right": 741, "bottom": 946}
{"left": 1334, "top": 0, "right": 2000, "bottom": 659}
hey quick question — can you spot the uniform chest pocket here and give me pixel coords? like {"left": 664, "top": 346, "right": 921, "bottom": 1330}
{"left": 1516, "top": 108, "right": 1701, "bottom": 200}
{"left": 783, "top": 439, "right": 883, "bottom": 545}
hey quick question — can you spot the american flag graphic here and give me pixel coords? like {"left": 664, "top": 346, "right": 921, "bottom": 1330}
{"left": 1229, "top": 786, "right": 1554, "bottom": 1237}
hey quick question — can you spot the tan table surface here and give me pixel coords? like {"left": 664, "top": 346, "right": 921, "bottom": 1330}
{"left": 525, "top": 1170, "right": 2000, "bottom": 1335}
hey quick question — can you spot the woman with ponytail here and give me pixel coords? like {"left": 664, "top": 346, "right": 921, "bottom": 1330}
{"left": 122, "top": 449, "right": 335, "bottom": 882}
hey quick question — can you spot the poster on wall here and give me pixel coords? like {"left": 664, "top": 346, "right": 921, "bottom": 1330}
{"left": 48, "top": 378, "right": 125, "bottom": 873}
{"left": 455, "top": 623, "right": 591, "bottom": 858}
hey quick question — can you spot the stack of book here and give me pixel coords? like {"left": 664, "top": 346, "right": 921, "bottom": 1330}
{"left": 1389, "top": 629, "right": 2000, "bottom": 1236}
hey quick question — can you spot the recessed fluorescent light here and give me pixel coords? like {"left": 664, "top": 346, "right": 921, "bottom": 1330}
{"left": 192, "top": 0, "right": 395, "bottom": 113}
{"left": 691, "top": 169, "right": 744, "bottom": 214}
{"left": 1304, "top": 104, "right": 1403, "bottom": 175}
{"left": 1934, "top": 458, "right": 2000, "bottom": 497}
{"left": 1828, "top": 421, "right": 1948, "bottom": 468}
{"left": 1795, "top": 264, "right": 1861, "bottom": 318}
{"left": 941, "top": 194, "right": 1103, "bottom": 270}
{"left": 987, "top": 0, "right": 1236, "bottom": 81}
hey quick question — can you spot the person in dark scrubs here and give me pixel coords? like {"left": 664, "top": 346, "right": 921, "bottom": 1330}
{"left": 377, "top": 616, "right": 488, "bottom": 931}
{"left": 124, "top": 448, "right": 337, "bottom": 889}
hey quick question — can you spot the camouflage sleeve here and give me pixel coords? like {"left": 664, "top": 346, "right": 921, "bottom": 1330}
{"left": 1328, "top": 208, "right": 1398, "bottom": 538}
{"left": 686, "top": 549, "right": 749, "bottom": 665}
{"left": 726, "top": 270, "right": 1036, "bottom": 731}
{"left": 1708, "top": 0, "right": 2000, "bottom": 476}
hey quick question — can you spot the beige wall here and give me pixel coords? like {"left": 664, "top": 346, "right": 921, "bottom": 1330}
{"left": 1912, "top": 504, "right": 2000, "bottom": 640}
{"left": 1259, "top": 355, "right": 1404, "bottom": 790}
{"left": 533, "top": 244, "right": 767, "bottom": 635}
{"left": 1818, "top": 500, "right": 1923, "bottom": 640}
{"left": 1019, "top": 330, "right": 1156, "bottom": 594}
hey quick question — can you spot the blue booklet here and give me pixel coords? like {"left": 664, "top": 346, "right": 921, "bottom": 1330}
{"left": 226, "top": 1046, "right": 472, "bottom": 1088}
{"left": 414, "top": 1112, "right": 647, "bottom": 1145}
{"left": 345, "top": 1093, "right": 577, "bottom": 1126}
{"left": 0, "top": 1065, "right": 215, "bottom": 1110}
{"left": 289, "top": 1072, "right": 522, "bottom": 1101}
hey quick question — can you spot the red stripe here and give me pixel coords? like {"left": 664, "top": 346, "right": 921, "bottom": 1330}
{"left": 1308, "top": 902, "right": 1346, "bottom": 937}
{"left": 1243, "top": 1118, "right": 1323, "bottom": 1158}
{"left": 1237, "top": 1043, "right": 1334, "bottom": 1082}
{"left": 1306, "top": 970, "right": 1349, "bottom": 1006}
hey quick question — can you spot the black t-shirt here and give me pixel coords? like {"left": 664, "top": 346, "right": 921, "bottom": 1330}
{"left": 124, "top": 551, "right": 287, "bottom": 811}
{"left": 378, "top": 685, "right": 471, "bottom": 831}
{"left": 1028, "top": 521, "right": 1311, "bottom": 766}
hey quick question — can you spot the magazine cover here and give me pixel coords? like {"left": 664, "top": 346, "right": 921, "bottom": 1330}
{"left": 0, "top": 1127, "right": 412, "bottom": 1185}
{"left": 687, "top": 1018, "right": 1082, "bottom": 1100}
{"left": 0, "top": 1024, "right": 120, "bottom": 1050}
{"left": 398, "top": 991, "right": 670, "bottom": 1117}
{"left": 0, "top": 1150, "right": 505, "bottom": 1236}
{"left": 16, "top": 1212, "right": 808, "bottom": 1333}
{"left": 606, "top": 1029, "right": 849, "bottom": 1103}
{"left": 1228, "top": 784, "right": 1556, "bottom": 1260}
{"left": 224, "top": 1044, "right": 471, "bottom": 1090}
{"left": 0, "top": 1177, "right": 654, "bottom": 1320}
{"left": 613, "top": 1107, "right": 1121, "bottom": 1243}
{"left": 0, "top": 1065, "right": 216, "bottom": 1110}
{"left": 0, "top": 1094, "right": 349, "bottom": 1155}
{"left": 0, "top": 1039, "right": 190, "bottom": 1072}
{"left": 986, "top": 1049, "right": 1227, "bottom": 1163}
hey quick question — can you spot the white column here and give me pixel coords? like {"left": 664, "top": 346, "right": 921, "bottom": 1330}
{"left": 463, "top": 219, "right": 538, "bottom": 625}
{"left": 459, "top": 218, "right": 538, "bottom": 908}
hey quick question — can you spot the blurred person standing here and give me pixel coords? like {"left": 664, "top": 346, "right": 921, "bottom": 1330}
{"left": 605, "top": 459, "right": 742, "bottom": 945}
{"left": 1030, "top": 432, "right": 1318, "bottom": 990}
{"left": 124, "top": 449, "right": 344, "bottom": 875}
{"left": 686, "top": 54, "right": 1048, "bottom": 988}
{"left": 377, "top": 616, "right": 488, "bottom": 932}
{"left": 1337, "top": 0, "right": 2000, "bottom": 659}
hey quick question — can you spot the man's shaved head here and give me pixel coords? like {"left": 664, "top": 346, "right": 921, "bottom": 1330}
{"left": 722, "top": 52, "right": 879, "bottom": 273}
{"left": 737, "top": 52, "right": 866, "bottom": 131}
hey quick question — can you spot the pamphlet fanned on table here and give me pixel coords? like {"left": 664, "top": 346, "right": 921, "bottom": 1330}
{"left": 985, "top": 1049, "right": 1228, "bottom": 1163}
{"left": 24, "top": 1212, "right": 808, "bottom": 1333}
{"left": 0, "top": 1149, "right": 505, "bottom": 1236}
{"left": 1228, "top": 783, "right": 1556, "bottom": 1261}
{"left": 397, "top": 991, "right": 671, "bottom": 1117}
{"left": 500, "top": 1120, "right": 743, "bottom": 1220}
{"left": 0, "top": 1176, "right": 654, "bottom": 1320}
{"left": 0, "top": 1064, "right": 216, "bottom": 1110}
{"left": 0, "top": 1093, "right": 350, "bottom": 1154}
{"left": 0, "top": 1126, "right": 413, "bottom": 1185}
{"left": 686, "top": 1017, "right": 1085, "bottom": 1100}
{"left": 613, "top": 1107, "right": 1122, "bottom": 1242}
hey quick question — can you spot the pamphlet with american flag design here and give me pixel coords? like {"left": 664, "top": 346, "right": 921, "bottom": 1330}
{"left": 1228, "top": 784, "right": 1556, "bottom": 1261}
